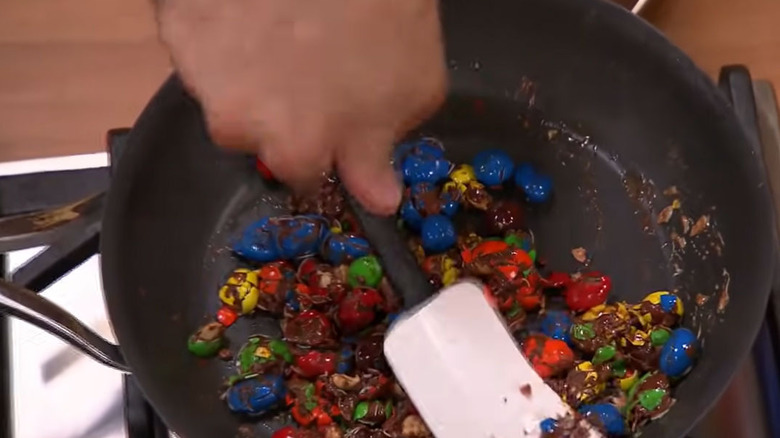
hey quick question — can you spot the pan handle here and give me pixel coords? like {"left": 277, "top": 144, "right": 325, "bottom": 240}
{"left": 0, "top": 279, "right": 129, "bottom": 372}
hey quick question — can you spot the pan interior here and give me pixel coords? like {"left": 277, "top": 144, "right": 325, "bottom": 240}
{"left": 100, "top": 0, "right": 775, "bottom": 437}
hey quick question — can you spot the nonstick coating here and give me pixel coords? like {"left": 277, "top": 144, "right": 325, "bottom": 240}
{"left": 100, "top": 0, "right": 775, "bottom": 437}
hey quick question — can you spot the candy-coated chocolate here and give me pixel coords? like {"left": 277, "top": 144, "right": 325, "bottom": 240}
{"left": 400, "top": 199, "right": 424, "bottom": 231}
{"left": 393, "top": 138, "right": 445, "bottom": 170}
{"left": 449, "top": 163, "right": 476, "bottom": 187}
{"left": 236, "top": 335, "right": 292, "bottom": 375}
{"left": 592, "top": 345, "right": 617, "bottom": 365}
{"left": 462, "top": 180, "right": 493, "bottom": 210}
{"left": 659, "top": 327, "right": 697, "bottom": 377}
{"left": 485, "top": 200, "right": 524, "bottom": 235}
{"left": 578, "top": 403, "right": 625, "bottom": 435}
{"left": 619, "top": 368, "right": 639, "bottom": 391}
{"left": 643, "top": 291, "right": 684, "bottom": 316}
{"left": 564, "top": 272, "right": 612, "bottom": 312}
{"left": 293, "top": 347, "right": 353, "bottom": 378}
{"left": 650, "top": 328, "right": 671, "bottom": 347}
{"left": 515, "top": 163, "right": 553, "bottom": 203}
{"left": 422, "top": 254, "right": 460, "bottom": 287}
{"left": 320, "top": 232, "right": 371, "bottom": 265}
{"left": 401, "top": 148, "right": 452, "bottom": 185}
{"left": 420, "top": 215, "right": 456, "bottom": 253}
{"left": 337, "top": 288, "right": 385, "bottom": 335}
{"left": 233, "top": 216, "right": 330, "bottom": 262}
{"left": 187, "top": 322, "right": 224, "bottom": 357}
{"left": 219, "top": 269, "right": 261, "bottom": 315}
{"left": 353, "top": 400, "right": 393, "bottom": 425}
{"left": 348, "top": 256, "right": 383, "bottom": 288}
{"left": 282, "top": 310, "right": 337, "bottom": 347}
{"left": 540, "top": 418, "right": 557, "bottom": 434}
{"left": 216, "top": 306, "right": 239, "bottom": 327}
{"left": 522, "top": 334, "right": 574, "bottom": 378}
{"left": 226, "top": 374, "right": 286, "bottom": 416}
{"left": 540, "top": 311, "right": 573, "bottom": 345}
{"left": 271, "top": 426, "right": 297, "bottom": 438}
{"left": 472, "top": 149, "right": 515, "bottom": 186}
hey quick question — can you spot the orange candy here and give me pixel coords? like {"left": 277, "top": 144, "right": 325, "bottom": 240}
{"left": 522, "top": 334, "right": 574, "bottom": 378}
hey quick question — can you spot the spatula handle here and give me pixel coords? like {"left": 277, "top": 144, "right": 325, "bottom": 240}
{"left": 347, "top": 197, "right": 434, "bottom": 309}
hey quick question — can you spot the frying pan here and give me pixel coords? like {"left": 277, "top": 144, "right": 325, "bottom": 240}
{"left": 0, "top": 0, "right": 775, "bottom": 437}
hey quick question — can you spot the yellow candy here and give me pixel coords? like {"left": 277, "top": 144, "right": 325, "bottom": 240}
{"left": 441, "top": 256, "right": 460, "bottom": 286}
{"left": 449, "top": 164, "right": 476, "bottom": 186}
{"left": 443, "top": 180, "right": 467, "bottom": 194}
{"left": 642, "top": 291, "right": 684, "bottom": 316}
{"left": 619, "top": 370, "right": 639, "bottom": 392}
{"left": 218, "top": 269, "right": 260, "bottom": 315}
{"left": 574, "top": 361, "right": 605, "bottom": 402}
{"left": 255, "top": 346, "right": 272, "bottom": 359}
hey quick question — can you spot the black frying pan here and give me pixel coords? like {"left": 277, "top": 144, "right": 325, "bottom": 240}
{"left": 0, "top": 0, "right": 775, "bottom": 437}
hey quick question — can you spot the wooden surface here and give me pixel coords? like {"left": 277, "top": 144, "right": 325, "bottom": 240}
{"left": 0, "top": 0, "right": 778, "bottom": 162}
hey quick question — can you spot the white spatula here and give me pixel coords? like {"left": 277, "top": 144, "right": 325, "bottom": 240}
{"left": 348, "top": 199, "right": 601, "bottom": 438}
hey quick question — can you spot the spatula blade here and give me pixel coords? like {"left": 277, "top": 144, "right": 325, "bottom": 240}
{"left": 384, "top": 280, "right": 601, "bottom": 438}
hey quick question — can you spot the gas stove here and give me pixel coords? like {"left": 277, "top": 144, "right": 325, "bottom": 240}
{"left": 0, "top": 79, "right": 778, "bottom": 438}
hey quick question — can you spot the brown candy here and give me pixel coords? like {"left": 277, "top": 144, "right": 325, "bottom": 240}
{"left": 355, "top": 333, "right": 388, "bottom": 373}
{"left": 485, "top": 200, "right": 524, "bottom": 235}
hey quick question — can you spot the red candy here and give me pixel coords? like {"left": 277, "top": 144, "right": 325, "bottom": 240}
{"left": 282, "top": 310, "right": 335, "bottom": 347}
{"left": 292, "top": 350, "right": 338, "bottom": 378}
{"left": 522, "top": 334, "right": 574, "bottom": 378}
{"left": 256, "top": 157, "right": 275, "bottom": 180}
{"left": 216, "top": 306, "right": 238, "bottom": 327}
{"left": 271, "top": 426, "right": 298, "bottom": 438}
{"left": 336, "top": 287, "right": 385, "bottom": 335}
{"left": 564, "top": 272, "right": 612, "bottom": 311}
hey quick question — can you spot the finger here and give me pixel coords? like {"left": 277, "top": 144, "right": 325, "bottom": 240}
{"left": 336, "top": 131, "right": 402, "bottom": 216}
{"left": 257, "top": 120, "right": 334, "bottom": 196}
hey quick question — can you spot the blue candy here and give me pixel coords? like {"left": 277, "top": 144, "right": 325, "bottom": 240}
{"left": 337, "top": 345, "right": 354, "bottom": 374}
{"left": 393, "top": 139, "right": 446, "bottom": 169}
{"left": 232, "top": 217, "right": 279, "bottom": 262}
{"left": 402, "top": 154, "right": 452, "bottom": 185}
{"left": 420, "top": 215, "right": 456, "bottom": 253}
{"left": 540, "top": 311, "right": 573, "bottom": 345}
{"left": 660, "top": 293, "right": 678, "bottom": 313}
{"left": 409, "top": 182, "right": 460, "bottom": 218}
{"left": 320, "top": 232, "right": 371, "bottom": 265}
{"left": 232, "top": 215, "right": 330, "bottom": 262}
{"left": 226, "top": 374, "right": 286, "bottom": 416}
{"left": 539, "top": 418, "right": 558, "bottom": 434}
{"left": 473, "top": 149, "right": 515, "bottom": 186}
{"left": 515, "top": 163, "right": 553, "bottom": 203}
{"left": 285, "top": 288, "right": 301, "bottom": 313}
{"left": 400, "top": 199, "right": 424, "bottom": 230}
{"left": 274, "top": 215, "right": 329, "bottom": 260}
{"left": 659, "top": 327, "right": 698, "bottom": 378}
{"left": 578, "top": 404, "right": 625, "bottom": 435}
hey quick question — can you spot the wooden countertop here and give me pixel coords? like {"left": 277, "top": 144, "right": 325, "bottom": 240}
{"left": 0, "top": 0, "right": 778, "bottom": 162}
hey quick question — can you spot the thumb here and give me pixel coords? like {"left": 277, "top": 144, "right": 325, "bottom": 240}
{"left": 337, "top": 133, "right": 402, "bottom": 216}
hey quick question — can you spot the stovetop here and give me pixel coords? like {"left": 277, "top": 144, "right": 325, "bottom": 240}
{"left": 0, "top": 79, "right": 778, "bottom": 438}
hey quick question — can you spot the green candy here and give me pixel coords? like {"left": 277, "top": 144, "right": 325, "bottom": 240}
{"left": 593, "top": 345, "right": 616, "bottom": 365}
{"left": 385, "top": 400, "right": 394, "bottom": 419}
{"left": 303, "top": 383, "right": 318, "bottom": 411}
{"left": 638, "top": 389, "right": 667, "bottom": 411}
{"left": 353, "top": 401, "right": 369, "bottom": 421}
{"left": 187, "top": 322, "right": 224, "bottom": 358}
{"left": 269, "top": 340, "right": 293, "bottom": 363}
{"left": 650, "top": 328, "right": 671, "bottom": 347}
{"left": 348, "top": 255, "right": 383, "bottom": 288}
{"left": 572, "top": 323, "right": 596, "bottom": 341}
{"left": 611, "top": 359, "right": 627, "bottom": 377}
{"left": 528, "top": 249, "right": 537, "bottom": 263}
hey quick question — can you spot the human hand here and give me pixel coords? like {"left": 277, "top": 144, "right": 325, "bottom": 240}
{"left": 156, "top": 0, "right": 448, "bottom": 215}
